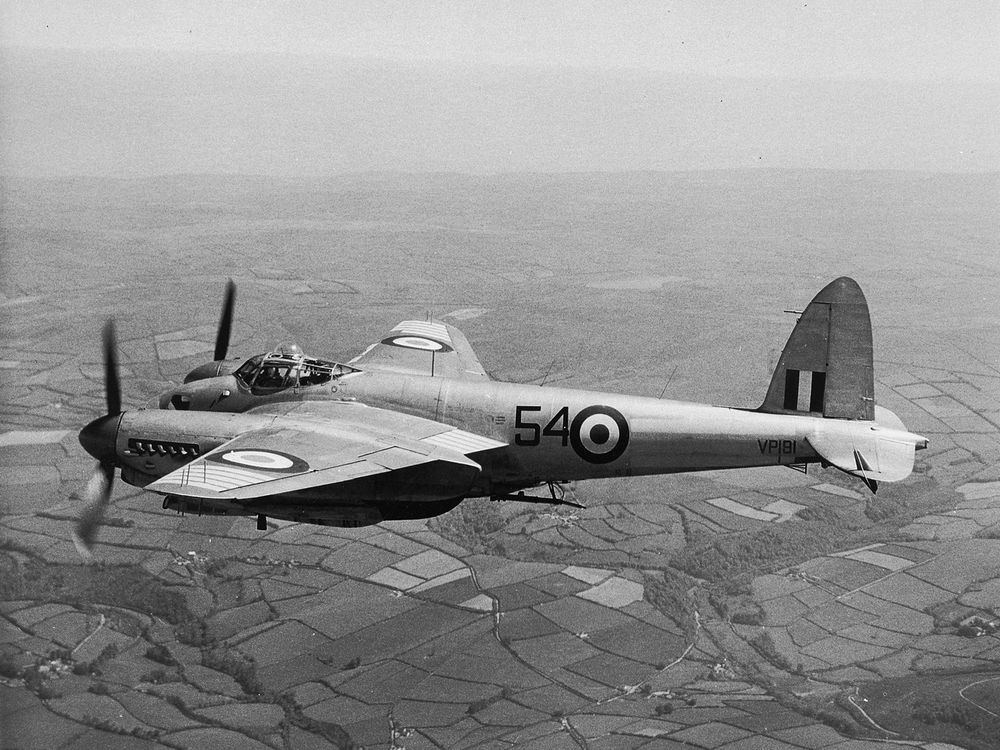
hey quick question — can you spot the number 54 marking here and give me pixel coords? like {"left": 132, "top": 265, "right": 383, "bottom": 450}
{"left": 515, "top": 405, "right": 569, "bottom": 446}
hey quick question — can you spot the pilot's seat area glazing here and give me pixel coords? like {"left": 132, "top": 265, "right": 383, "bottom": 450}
{"left": 234, "top": 351, "right": 359, "bottom": 395}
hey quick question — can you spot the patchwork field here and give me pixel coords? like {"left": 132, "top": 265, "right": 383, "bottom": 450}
{"left": 1, "top": 171, "right": 998, "bottom": 748}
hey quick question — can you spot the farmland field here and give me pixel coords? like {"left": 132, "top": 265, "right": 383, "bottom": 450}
{"left": 859, "top": 672, "right": 1000, "bottom": 750}
{"left": 1, "top": 170, "right": 998, "bottom": 749}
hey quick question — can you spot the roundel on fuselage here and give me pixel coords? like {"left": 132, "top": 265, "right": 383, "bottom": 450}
{"left": 570, "top": 405, "right": 630, "bottom": 464}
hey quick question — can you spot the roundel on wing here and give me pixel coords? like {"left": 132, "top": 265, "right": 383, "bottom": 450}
{"left": 570, "top": 405, "right": 630, "bottom": 464}
{"left": 209, "top": 449, "right": 309, "bottom": 473}
{"left": 381, "top": 335, "right": 453, "bottom": 352}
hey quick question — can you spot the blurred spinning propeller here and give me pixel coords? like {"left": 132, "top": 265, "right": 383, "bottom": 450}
{"left": 73, "top": 320, "right": 122, "bottom": 559}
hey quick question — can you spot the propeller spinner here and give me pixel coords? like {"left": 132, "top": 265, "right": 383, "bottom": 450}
{"left": 74, "top": 320, "right": 123, "bottom": 558}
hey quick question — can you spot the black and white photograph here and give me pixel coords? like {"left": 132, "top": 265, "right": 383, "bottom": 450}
{"left": 1, "top": 3, "right": 998, "bottom": 748}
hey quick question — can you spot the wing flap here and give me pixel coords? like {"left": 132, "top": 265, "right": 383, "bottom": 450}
{"left": 422, "top": 428, "right": 505, "bottom": 454}
{"left": 366, "top": 446, "right": 440, "bottom": 471}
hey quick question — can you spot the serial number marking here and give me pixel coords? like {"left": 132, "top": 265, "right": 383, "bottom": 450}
{"left": 758, "top": 438, "right": 797, "bottom": 456}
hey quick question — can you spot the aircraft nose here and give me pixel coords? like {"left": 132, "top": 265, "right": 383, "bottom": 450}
{"left": 79, "top": 414, "right": 121, "bottom": 464}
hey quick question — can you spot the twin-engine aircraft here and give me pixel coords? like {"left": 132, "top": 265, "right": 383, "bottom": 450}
{"left": 75, "top": 277, "right": 927, "bottom": 554}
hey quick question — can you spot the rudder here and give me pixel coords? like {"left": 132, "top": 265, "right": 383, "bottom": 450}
{"left": 759, "top": 277, "right": 874, "bottom": 421}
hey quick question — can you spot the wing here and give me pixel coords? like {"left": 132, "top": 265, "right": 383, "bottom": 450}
{"left": 146, "top": 401, "right": 505, "bottom": 502}
{"left": 348, "top": 320, "right": 489, "bottom": 379}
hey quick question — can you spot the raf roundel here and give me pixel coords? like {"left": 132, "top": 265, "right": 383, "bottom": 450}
{"left": 570, "top": 405, "right": 630, "bottom": 464}
{"left": 211, "top": 449, "right": 309, "bottom": 473}
{"left": 382, "top": 335, "right": 453, "bottom": 352}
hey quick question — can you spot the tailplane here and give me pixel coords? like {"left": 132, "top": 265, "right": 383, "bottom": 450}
{"left": 760, "top": 277, "right": 927, "bottom": 491}
{"left": 805, "top": 406, "right": 927, "bottom": 493}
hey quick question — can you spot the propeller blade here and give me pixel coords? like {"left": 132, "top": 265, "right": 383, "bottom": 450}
{"left": 214, "top": 279, "right": 236, "bottom": 361}
{"left": 72, "top": 462, "right": 115, "bottom": 559}
{"left": 76, "top": 320, "right": 123, "bottom": 558}
{"left": 102, "top": 320, "right": 121, "bottom": 416}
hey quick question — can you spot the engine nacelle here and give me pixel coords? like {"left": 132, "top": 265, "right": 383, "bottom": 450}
{"left": 110, "top": 410, "right": 275, "bottom": 487}
{"left": 183, "top": 359, "right": 239, "bottom": 384}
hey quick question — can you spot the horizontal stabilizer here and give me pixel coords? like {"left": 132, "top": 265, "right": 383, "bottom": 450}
{"left": 806, "top": 407, "right": 926, "bottom": 491}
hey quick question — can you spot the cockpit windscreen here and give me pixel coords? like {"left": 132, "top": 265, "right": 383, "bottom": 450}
{"left": 234, "top": 353, "right": 358, "bottom": 393}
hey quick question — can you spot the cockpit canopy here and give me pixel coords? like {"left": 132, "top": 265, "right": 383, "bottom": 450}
{"left": 273, "top": 341, "right": 304, "bottom": 359}
{"left": 235, "top": 351, "right": 359, "bottom": 393}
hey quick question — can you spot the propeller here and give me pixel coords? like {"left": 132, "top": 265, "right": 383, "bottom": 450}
{"left": 103, "top": 319, "right": 121, "bottom": 415}
{"left": 213, "top": 279, "right": 236, "bottom": 361}
{"left": 72, "top": 462, "right": 115, "bottom": 559}
{"left": 74, "top": 320, "right": 123, "bottom": 559}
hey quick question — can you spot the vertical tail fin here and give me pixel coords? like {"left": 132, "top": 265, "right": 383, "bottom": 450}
{"left": 759, "top": 277, "right": 874, "bottom": 421}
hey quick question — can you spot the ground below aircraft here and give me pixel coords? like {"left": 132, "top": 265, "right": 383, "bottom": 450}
{"left": 75, "top": 277, "right": 927, "bottom": 555}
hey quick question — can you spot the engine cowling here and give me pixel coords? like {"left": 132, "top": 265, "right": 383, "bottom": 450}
{"left": 183, "top": 359, "right": 239, "bottom": 384}
{"left": 100, "top": 410, "right": 275, "bottom": 488}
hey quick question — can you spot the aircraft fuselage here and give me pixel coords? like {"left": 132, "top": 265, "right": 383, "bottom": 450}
{"left": 140, "top": 369, "right": 831, "bottom": 498}
{"left": 339, "top": 372, "right": 823, "bottom": 494}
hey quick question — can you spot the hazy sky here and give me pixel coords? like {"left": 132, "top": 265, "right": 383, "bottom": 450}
{"left": 2, "top": 2, "right": 998, "bottom": 176}
{"left": 5, "top": 1, "right": 997, "bottom": 80}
